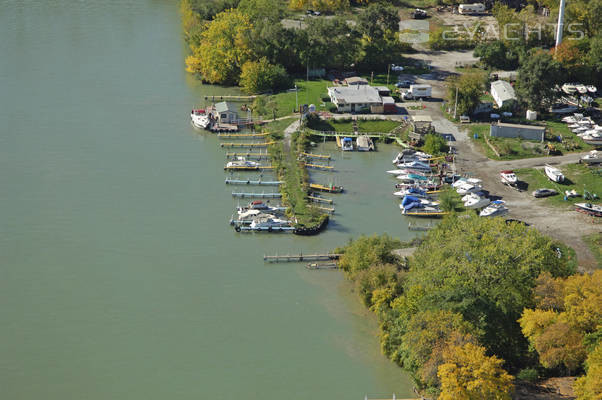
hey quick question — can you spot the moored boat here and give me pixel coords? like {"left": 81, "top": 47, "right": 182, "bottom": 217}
{"left": 356, "top": 135, "right": 374, "bottom": 151}
{"left": 225, "top": 157, "right": 260, "bottom": 169}
{"left": 341, "top": 137, "right": 354, "bottom": 151}
{"left": 190, "top": 109, "right": 211, "bottom": 129}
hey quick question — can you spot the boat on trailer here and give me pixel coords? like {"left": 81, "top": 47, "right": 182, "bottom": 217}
{"left": 500, "top": 170, "right": 518, "bottom": 186}
{"left": 574, "top": 203, "right": 602, "bottom": 217}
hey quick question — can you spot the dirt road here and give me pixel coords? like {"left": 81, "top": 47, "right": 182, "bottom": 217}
{"left": 398, "top": 50, "right": 600, "bottom": 269}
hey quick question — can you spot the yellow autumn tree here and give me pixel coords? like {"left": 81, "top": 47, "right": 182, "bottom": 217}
{"left": 186, "top": 8, "right": 252, "bottom": 84}
{"left": 289, "top": 0, "right": 349, "bottom": 12}
{"left": 438, "top": 343, "right": 514, "bottom": 400}
{"left": 519, "top": 271, "right": 602, "bottom": 373}
{"left": 575, "top": 343, "right": 602, "bottom": 400}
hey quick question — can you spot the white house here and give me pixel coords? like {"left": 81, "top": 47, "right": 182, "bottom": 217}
{"left": 490, "top": 80, "right": 517, "bottom": 109}
{"left": 327, "top": 86, "right": 382, "bottom": 113}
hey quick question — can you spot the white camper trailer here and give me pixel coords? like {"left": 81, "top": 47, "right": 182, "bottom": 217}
{"left": 401, "top": 84, "right": 432, "bottom": 100}
{"left": 458, "top": 3, "right": 485, "bottom": 14}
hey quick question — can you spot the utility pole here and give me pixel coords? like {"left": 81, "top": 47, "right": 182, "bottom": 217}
{"left": 386, "top": 64, "right": 391, "bottom": 86}
{"left": 555, "top": 0, "right": 566, "bottom": 49}
{"left": 295, "top": 84, "right": 298, "bottom": 113}
{"left": 453, "top": 86, "right": 459, "bottom": 119}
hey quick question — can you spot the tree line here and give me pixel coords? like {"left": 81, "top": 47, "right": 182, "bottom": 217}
{"left": 181, "top": 0, "right": 410, "bottom": 93}
{"left": 335, "top": 216, "right": 600, "bottom": 399}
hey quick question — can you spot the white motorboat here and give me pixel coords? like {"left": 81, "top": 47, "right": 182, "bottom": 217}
{"left": 356, "top": 135, "right": 374, "bottom": 151}
{"left": 225, "top": 157, "right": 260, "bottom": 169}
{"left": 544, "top": 165, "right": 564, "bottom": 183}
{"left": 582, "top": 133, "right": 602, "bottom": 146}
{"left": 463, "top": 193, "right": 490, "bottom": 209}
{"left": 392, "top": 150, "right": 431, "bottom": 164}
{"left": 567, "top": 123, "right": 580, "bottom": 128}
{"left": 479, "top": 200, "right": 509, "bottom": 217}
{"left": 341, "top": 137, "right": 354, "bottom": 151}
{"left": 587, "top": 85, "right": 597, "bottom": 93}
{"left": 393, "top": 187, "right": 432, "bottom": 198}
{"left": 190, "top": 109, "right": 211, "bottom": 129}
{"left": 387, "top": 168, "right": 428, "bottom": 175}
{"left": 237, "top": 201, "right": 286, "bottom": 216}
{"left": 580, "top": 150, "right": 602, "bottom": 164}
{"left": 562, "top": 84, "right": 577, "bottom": 94}
{"left": 500, "top": 170, "right": 518, "bottom": 186}
{"left": 575, "top": 84, "right": 588, "bottom": 94}
{"left": 452, "top": 177, "right": 482, "bottom": 189}
{"left": 249, "top": 217, "right": 291, "bottom": 230}
{"left": 396, "top": 173, "right": 429, "bottom": 183}
{"left": 396, "top": 160, "right": 432, "bottom": 171}
{"left": 456, "top": 182, "right": 483, "bottom": 195}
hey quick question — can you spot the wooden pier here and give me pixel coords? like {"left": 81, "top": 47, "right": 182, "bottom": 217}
{"left": 225, "top": 178, "right": 282, "bottom": 186}
{"left": 204, "top": 95, "right": 257, "bottom": 102}
{"left": 308, "top": 195, "right": 333, "bottom": 204}
{"left": 309, "top": 183, "right": 343, "bottom": 193}
{"left": 217, "top": 132, "right": 269, "bottom": 139}
{"left": 232, "top": 192, "right": 282, "bottom": 198}
{"left": 220, "top": 141, "right": 275, "bottom": 148}
{"left": 300, "top": 152, "right": 331, "bottom": 160}
{"left": 263, "top": 253, "right": 342, "bottom": 263}
{"left": 226, "top": 152, "right": 271, "bottom": 160}
{"left": 305, "top": 163, "right": 334, "bottom": 171}
{"left": 224, "top": 165, "right": 274, "bottom": 171}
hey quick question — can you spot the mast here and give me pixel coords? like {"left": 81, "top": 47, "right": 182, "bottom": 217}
{"left": 555, "top": 0, "right": 566, "bottom": 48}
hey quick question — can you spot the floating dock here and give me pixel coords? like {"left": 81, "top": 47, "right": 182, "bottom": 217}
{"left": 220, "top": 141, "right": 275, "bottom": 148}
{"left": 224, "top": 165, "right": 274, "bottom": 171}
{"left": 217, "top": 132, "right": 270, "bottom": 139}
{"left": 236, "top": 226, "right": 295, "bottom": 232}
{"left": 308, "top": 195, "right": 333, "bottom": 204}
{"left": 264, "top": 253, "right": 342, "bottom": 263}
{"left": 225, "top": 178, "right": 282, "bottom": 186}
{"left": 226, "top": 152, "right": 271, "bottom": 160}
{"left": 232, "top": 192, "right": 282, "bottom": 198}
{"left": 300, "top": 152, "right": 331, "bottom": 160}
{"left": 305, "top": 163, "right": 334, "bottom": 171}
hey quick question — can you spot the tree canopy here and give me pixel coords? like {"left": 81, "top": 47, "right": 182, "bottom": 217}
{"left": 446, "top": 71, "right": 486, "bottom": 117}
{"left": 516, "top": 49, "right": 562, "bottom": 111}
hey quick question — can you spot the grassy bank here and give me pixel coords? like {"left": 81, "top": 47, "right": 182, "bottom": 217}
{"left": 515, "top": 164, "right": 602, "bottom": 207}
{"left": 308, "top": 118, "right": 401, "bottom": 133}
{"left": 267, "top": 79, "right": 331, "bottom": 118}
{"left": 583, "top": 233, "right": 602, "bottom": 267}
{"left": 469, "top": 122, "right": 593, "bottom": 160}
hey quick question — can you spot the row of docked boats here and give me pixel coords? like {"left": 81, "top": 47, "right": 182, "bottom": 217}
{"left": 561, "top": 83, "right": 597, "bottom": 95}
{"left": 231, "top": 200, "right": 294, "bottom": 231}
{"left": 561, "top": 113, "right": 602, "bottom": 146}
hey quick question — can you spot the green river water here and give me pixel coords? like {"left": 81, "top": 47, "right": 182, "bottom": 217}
{"left": 0, "top": 1, "right": 417, "bottom": 398}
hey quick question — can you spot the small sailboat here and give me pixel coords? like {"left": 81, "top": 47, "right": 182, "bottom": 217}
{"left": 587, "top": 85, "right": 597, "bottom": 93}
{"left": 544, "top": 165, "right": 564, "bottom": 183}
{"left": 479, "top": 200, "right": 509, "bottom": 217}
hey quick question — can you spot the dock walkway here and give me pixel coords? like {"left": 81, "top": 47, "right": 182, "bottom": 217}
{"left": 263, "top": 253, "right": 342, "bottom": 263}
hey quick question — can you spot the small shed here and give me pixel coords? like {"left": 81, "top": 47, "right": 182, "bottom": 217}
{"left": 490, "top": 80, "right": 517, "bottom": 109}
{"left": 382, "top": 97, "right": 397, "bottom": 114}
{"left": 490, "top": 122, "right": 545, "bottom": 142}
{"left": 374, "top": 86, "right": 391, "bottom": 96}
{"left": 344, "top": 76, "right": 369, "bottom": 86}
{"left": 215, "top": 102, "right": 238, "bottom": 124}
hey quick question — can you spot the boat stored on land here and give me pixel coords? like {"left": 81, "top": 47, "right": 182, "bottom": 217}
{"left": 574, "top": 202, "right": 602, "bottom": 217}
{"left": 479, "top": 200, "right": 509, "bottom": 217}
{"left": 580, "top": 150, "right": 602, "bottom": 164}
{"left": 544, "top": 165, "right": 564, "bottom": 183}
{"left": 500, "top": 170, "right": 518, "bottom": 186}
{"left": 463, "top": 193, "right": 490, "bottom": 209}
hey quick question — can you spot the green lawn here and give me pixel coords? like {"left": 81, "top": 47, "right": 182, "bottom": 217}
{"left": 307, "top": 118, "right": 401, "bottom": 133}
{"left": 583, "top": 233, "right": 602, "bottom": 267}
{"left": 469, "top": 122, "right": 594, "bottom": 160}
{"left": 262, "top": 116, "right": 297, "bottom": 134}
{"left": 358, "top": 119, "right": 401, "bottom": 132}
{"left": 268, "top": 79, "right": 331, "bottom": 118}
{"left": 515, "top": 164, "right": 602, "bottom": 208}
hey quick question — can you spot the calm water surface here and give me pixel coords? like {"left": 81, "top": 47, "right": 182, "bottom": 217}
{"left": 0, "top": 1, "right": 416, "bottom": 398}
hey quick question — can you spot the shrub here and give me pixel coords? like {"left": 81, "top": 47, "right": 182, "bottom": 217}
{"left": 240, "top": 58, "right": 291, "bottom": 94}
{"left": 517, "top": 368, "right": 539, "bottom": 382}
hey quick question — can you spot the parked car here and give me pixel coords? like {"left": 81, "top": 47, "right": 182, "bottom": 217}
{"left": 411, "top": 8, "right": 428, "bottom": 18}
{"left": 532, "top": 188, "right": 558, "bottom": 198}
{"left": 460, "top": 115, "right": 470, "bottom": 123}
{"left": 396, "top": 80, "right": 413, "bottom": 88}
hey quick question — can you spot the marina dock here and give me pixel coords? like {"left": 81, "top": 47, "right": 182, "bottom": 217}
{"left": 225, "top": 178, "right": 282, "bottom": 186}
{"left": 264, "top": 253, "right": 342, "bottom": 263}
{"left": 226, "top": 152, "right": 271, "bottom": 160}
{"left": 308, "top": 195, "right": 333, "bottom": 204}
{"left": 236, "top": 226, "right": 295, "bottom": 232}
{"left": 204, "top": 95, "right": 256, "bottom": 102}
{"left": 300, "top": 152, "right": 331, "bottom": 160}
{"left": 217, "top": 132, "right": 270, "bottom": 139}
{"left": 224, "top": 165, "right": 274, "bottom": 171}
{"left": 305, "top": 163, "right": 334, "bottom": 171}
{"left": 220, "top": 141, "right": 275, "bottom": 148}
{"left": 232, "top": 191, "right": 282, "bottom": 198}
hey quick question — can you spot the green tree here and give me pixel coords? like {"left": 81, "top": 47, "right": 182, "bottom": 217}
{"left": 516, "top": 49, "right": 562, "bottom": 111}
{"left": 474, "top": 41, "right": 519, "bottom": 70}
{"left": 190, "top": 9, "right": 253, "bottom": 84}
{"left": 447, "top": 71, "right": 486, "bottom": 117}
{"left": 239, "top": 58, "right": 291, "bottom": 94}
{"left": 403, "top": 215, "right": 574, "bottom": 366}
{"left": 438, "top": 343, "right": 514, "bottom": 400}
{"left": 187, "top": 0, "right": 241, "bottom": 21}
{"left": 422, "top": 134, "right": 448, "bottom": 155}
{"left": 337, "top": 234, "right": 403, "bottom": 277}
